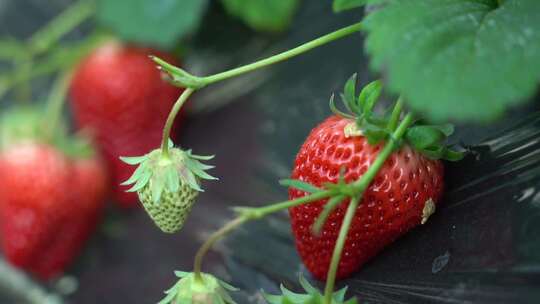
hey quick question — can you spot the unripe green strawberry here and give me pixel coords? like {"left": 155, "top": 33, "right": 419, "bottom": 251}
{"left": 121, "top": 142, "right": 216, "bottom": 233}
{"left": 138, "top": 176, "right": 198, "bottom": 233}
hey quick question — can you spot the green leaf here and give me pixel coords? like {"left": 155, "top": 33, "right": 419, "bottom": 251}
{"left": 364, "top": 0, "right": 540, "bottom": 122}
{"left": 279, "top": 179, "right": 320, "bottom": 193}
{"left": 221, "top": 0, "right": 300, "bottom": 32}
{"left": 443, "top": 148, "right": 465, "bottom": 161}
{"left": 96, "top": 0, "right": 208, "bottom": 49}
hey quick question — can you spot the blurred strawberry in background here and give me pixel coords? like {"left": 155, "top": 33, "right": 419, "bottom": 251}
{"left": 69, "top": 42, "right": 184, "bottom": 208}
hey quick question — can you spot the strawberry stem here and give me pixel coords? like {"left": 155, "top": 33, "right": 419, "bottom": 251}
{"left": 27, "top": 0, "right": 95, "bottom": 56}
{"left": 155, "top": 22, "right": 363, "bottom": 89}
{"left": 202, "top": 22, "right": 362, "bottom": 85}
{"left": 322, "top": 196, "right": 360, "bottom": 303}
{"left": 322, "top": 113, "right": 415, "bottom": 304}
{"left": 0, "top": 0, "right": 96, "bottom": 101}
{"left": 192, "top": 189, "right": 337, "bottom": 280}
{"left": 388, "top": 96, "right": 404, "bottom": 131}
{"left": 43, "top": 70, "right": 73, "bottom": 141}
{"left": 0, "top": 33, "right": 106, "bottom": 101}
{"left": 0, "top": 259, "right": 63, "bottom": 304}
{"left": 161, "top": 88, "right": 195, "bottom": 157}
{"left": 193, "top": 217, "right": 247, "bottom": 283}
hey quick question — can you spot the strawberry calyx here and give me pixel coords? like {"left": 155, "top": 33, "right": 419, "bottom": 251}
{"left": 120, "top": 140, "right": 217, "bottom": 202}
{"left": 263, "top": 274, "right": 357, "bottom": 304}
{"left": 158, "top": 271, "right": 238, "bottom": 304}
{"left": 330, "top": 74, "right": 463, "bottom": 161}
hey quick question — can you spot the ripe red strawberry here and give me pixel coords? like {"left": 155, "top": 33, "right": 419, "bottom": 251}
{"left": 0, "top": 143, "right": 72, "bottom": 271}
{"left": 69, "top": 41, "right": 183, "bottom": 208}
{"left": 289, "top": 115, "right": 444, "bottom": 280}
{"left": 31, "top": 152, "right": 108, "bottom": 279}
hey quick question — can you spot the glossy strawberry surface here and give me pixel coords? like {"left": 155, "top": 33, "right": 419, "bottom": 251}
{"left": 289, "top": 115, "right": 444, "bottom": 280}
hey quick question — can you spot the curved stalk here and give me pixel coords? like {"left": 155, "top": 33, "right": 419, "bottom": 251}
{"left": 202, "top": 22, "right": 363, "bottom": 85}
{"left": 28, "top": 0, "right": 95, "bottom": 56}
{"left": 192, "top": 189, "right": 335, "bottom": 281}
{"left": 323, "top": 113, "right": 415, "bottom": 304}
{"left": 387, "top": 96, "right": 404, "bottom": 131}
{"left": 322, "top": 196, "right": 360, "bottom": 304}
{"left": 160, "top": 88, "right": 194, "bottom": 157}
{"left": 193, "top": 217, "right": 247, "bottom": 282}
{"left": 44, "top": 70, "right": 73, "bottom": 141}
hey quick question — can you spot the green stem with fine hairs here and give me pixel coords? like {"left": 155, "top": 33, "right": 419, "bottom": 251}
{"left": 388, "top": 97, "right": 404, "bottom": 131}
{"left": 160, "top": 88, "right": 195, "bottom": 157}
{"left": 201, "top": 22, "right": 362, "bottom": 86}
{"left": 191, "top": 112, "right": 415, "bottom": 293}
{"left": 28, "top": 0, "right": 95, "bottom": 56}
{"left": 192, "top": 189, "right": 336, "bottom": 281}
{"left": 322, "top": 113, "right": 414, "bottom": 304}
{"left": 43, "top": 70, "right": 73, "bottom": 141}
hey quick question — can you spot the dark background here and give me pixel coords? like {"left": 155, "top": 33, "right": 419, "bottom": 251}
{"left": 1, "top": 1, "right": 540, "bottom": 303}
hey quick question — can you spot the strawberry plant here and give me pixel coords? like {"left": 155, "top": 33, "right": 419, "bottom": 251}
{"left": 0, "top": 0, "right": 539, "bottom": 303}
{"left": 137, "top": 0, "right": 538, "bottom": 303}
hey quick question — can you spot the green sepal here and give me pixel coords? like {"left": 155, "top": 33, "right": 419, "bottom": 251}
{"left": 405, "top": 124, "right": 463, "bottom": 161}
{"left": 330, "top": 94, "right": 355, "bottom": 119}
{"left": 358, "top": 80, "right": 383, "bottom": 117}
{"left": 120, "top": 144, "right": 217, "bottom": 200}
{"left": 185, "top": 158, "right": 218, "bottom": 181}
{"left": 330, "top": 75, "right": 466, "bottom": 162}
{"left": 280, "top": 179, "right": 321, "bottom": 194}
{"left": 342, "top": 74, "right": 360, "bottom": 114}
{"left": 174, "top": 271, "right": 191, "bottom": 278}
{"left": 262, "top": 274, "right": 357, "bottom": 304}
{"left": 186, "top": 149, "right": 215, "bottom": 161}
{"left": 179, "top": 166, "right": 203, "bottom": 192}
{"left": 405, "top": 125, "right": 450, "bottom": 150}
{"left": 122, "top": 161, "right": 149, "bottom": 186}
{"left": 165, "top": 166, "right": 180, "bottom": 193}
{"left": 119, "top": 155, "right": 148, "bottom": 165}
{"left": 443, "top": 148, "right": 465, "bottom": 162}
{"left": 151, "top": 171, "right": 166, "bottom": 204}
{"left": 362, "top": 122, "right": 389, "bottom": 145}
{"left": 159, "top": 271, "right": 237, "bottom": 304}
{"left": 127, "top": 170, "right": 151, "bottom": 193}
